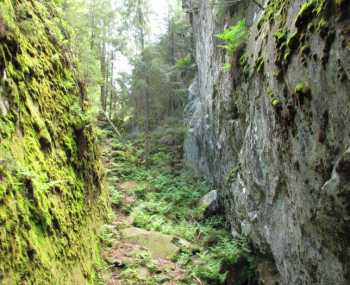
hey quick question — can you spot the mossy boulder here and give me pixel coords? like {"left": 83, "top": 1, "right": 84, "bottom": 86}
{"left": 121, "top": 227, "right": 179, "bottom": 259}
{"left": 0, "top": 0, "right": 107, "bottom": 284}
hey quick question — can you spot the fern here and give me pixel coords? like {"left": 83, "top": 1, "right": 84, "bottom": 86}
{"left": 217, "top": 20, "right": 248, "bottom": 54}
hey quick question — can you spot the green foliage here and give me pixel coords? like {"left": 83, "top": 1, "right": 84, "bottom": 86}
{"left": 191, "top": 237, "right": 250, "bottom": 284}
{"left": 267, "top": 89, "right": 282, "bottom": 108}
{"left": 107, "top": 132, "right": 256, "bottom": 284}
{"left": 223, "top": 63, "right": 232, "bottom": 71}
{"left": 110, "top": 186, "right": 123, "bottom": 207}
{"left": 59, "top": 0, "right": 127, "bottom": 120}
{"left": 255, "top": 56, "right": 265, "bottom": 73}
{"left": 99, "top": 225, "right": 117, "bottom": 246}
{"left": 225, "top": 165, "right": 241, "bottom": 185}
{"left": 295, "top": 82, "right": 311, "bottom": 96}
{"left": 217, "top": 20, "right": 248, "bottom": 54}
{"left": 295, "top": 0, "right": 317, "bottom": 29}
{"left": 271, "top": 98, "right": 282, "bottom": 107}
{"left": 176, "top": 54, "right": 193, "bottom": 69}
{"left": 125, "top": 3, "right": 193, "bottom": 131}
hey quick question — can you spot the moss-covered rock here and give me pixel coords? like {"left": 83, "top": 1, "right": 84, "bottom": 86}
{"left": 0, "top": 0, "right": 107, "bottom": 284}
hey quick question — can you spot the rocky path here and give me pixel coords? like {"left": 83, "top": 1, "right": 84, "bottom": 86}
{"left": 96, "top": 121, "right": 253, "bottom": 285}
{"left": 99, "top": 136, "right": 189, "bottom": 285}
{"left": 102, "top": 180, "right": 187, "bottom": 285}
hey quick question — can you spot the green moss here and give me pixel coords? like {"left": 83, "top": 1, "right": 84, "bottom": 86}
{"left": 300, "top": 44, "right": 311, "bottom": 56}
{"left": 317, "top": 18, "right": 329, "bottom": 38}
{"left": 272, "top": 98, "right": 282, "bottom": 107}
{"left": 225, "top": 165, "right": 241, "bottom": 185}
{"left": 265, "top": 0, "right": 338, "bottom": 72}
{"left": 0, "top": 0, "right": 107, "bottom": 284}
{"left": 267, "top": 89, "right": 282, "bottom": 108}
{"left": 239, "top": 54, "right": 250, "bottom": 80}
{"left": 257, "top": 0, "right": 290, "bottom": 31}
{"left": 295, "top": 0, "right": 317, "bottom": 29}
{"left": 283, "top": 50, "right": 292, "bottom": 63}
{"left": 267, "top": 89, "right": 274, "bottom": 98}
{"left": 287, "top": 32, "right": 300, "bottom": 50}
{"left": 295, "top": 82, "right": 311, "bottom": 97}
{"left": 274, "top": 29, "right": 288, "bottom": 46}
{"left": 255, "top": 56, "right": 265, "bottom": 73}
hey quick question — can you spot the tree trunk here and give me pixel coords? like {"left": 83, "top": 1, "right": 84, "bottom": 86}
{"left": 137, "top": 0, "right": 150, "bottom": 165}
{"left": 100, "top": 24, "right": 107, "bottom": 112}
{"left": 109, "top": 51, "right": 115, "bottom": 119}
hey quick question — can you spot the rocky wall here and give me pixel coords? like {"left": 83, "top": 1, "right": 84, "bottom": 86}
{"left": 184, "top": 0, "right": 350, "bottom": 284}
{"left": 0, "top": 0, "right": 108, "bottom": 283}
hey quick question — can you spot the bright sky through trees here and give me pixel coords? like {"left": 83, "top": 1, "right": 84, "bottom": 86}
{"left": 149, "top": 0, "right": 170, "bottom": 40}
{"left": 115, "top": 0, "right": 171, "bottom": 75}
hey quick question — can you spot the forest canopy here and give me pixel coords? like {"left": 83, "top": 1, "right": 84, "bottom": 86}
{"left": 58, "top": 0, "right": 194, "bottom": 136}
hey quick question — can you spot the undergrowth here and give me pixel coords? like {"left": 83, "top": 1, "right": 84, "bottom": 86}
{"left": 106, "top": 133, "right": 256, "bottom": 284}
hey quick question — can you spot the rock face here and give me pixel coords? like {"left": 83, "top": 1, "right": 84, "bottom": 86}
{"left": 0, "top": 1, "right": 107, "bottom": 283}
{"left": 184, "top": 0, "right": 350, "bottom": 284}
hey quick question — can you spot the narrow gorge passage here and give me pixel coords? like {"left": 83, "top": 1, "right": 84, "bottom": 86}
{"left": 1, "top": 0, "right": 350, "bottom": 284}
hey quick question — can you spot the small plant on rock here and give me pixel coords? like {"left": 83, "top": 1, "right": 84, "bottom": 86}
{"left": 217, "top": 20, "right": 248, "bottom": 54}
{"left": 217, "top": 20, "right": 248, "bottom": 71}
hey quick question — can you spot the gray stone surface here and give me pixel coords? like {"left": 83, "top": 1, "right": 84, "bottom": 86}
{"left": 183, "top": 0, "right": 350, "bottom": 284}
{"left": 199, "top": 190, "right": 219, "bottom": 215}
{"left": 121, "top": 227, "right": 179, "bottom": 259}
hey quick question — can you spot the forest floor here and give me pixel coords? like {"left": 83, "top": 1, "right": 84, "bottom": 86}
{"left": 96, "top": 123, "right": 253, "bottom": 285}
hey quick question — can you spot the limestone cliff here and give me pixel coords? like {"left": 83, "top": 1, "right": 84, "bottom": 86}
{"left": 184, "top": 0, "right": 350, "bottom": 284}
{"left": 0, "top": 0, "right": 107, "bottom": 283}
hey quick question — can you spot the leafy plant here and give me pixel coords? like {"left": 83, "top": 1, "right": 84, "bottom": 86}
{"left": 223, "top": 63, "right": 231, "bottom": 71}
{"left": 104, "top": 134, "right": 256, "bottom": 284}
{"left": 217, "top": 20, "right": 248, "bottom": 54}
{"left": 98, "top": 225, "right": 116, "bottom": 246}
{"left": 191, "top": 236, "right": 252, "bottom": 284}
{"left": 110, "top": 186, "right": 123, "bottom": 207}
{"left": 176, "top": 54, "right": 193, "bottom": 69}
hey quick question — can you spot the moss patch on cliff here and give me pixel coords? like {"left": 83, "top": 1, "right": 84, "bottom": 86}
{"left": 0, "top": 0, "right": 107, "bottom": 283}
{"left": 258, "top": 0, "right": 336, "bottom": 72}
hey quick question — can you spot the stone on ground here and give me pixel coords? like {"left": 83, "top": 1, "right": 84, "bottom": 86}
{"left": 118, "top": 181, "right": 140, "bottom": 192}
{"left": 121, "top": 227, "right": 179, "bottom": 259}
{"left": 199, "top": 190, "right": 220, "bottom": 216}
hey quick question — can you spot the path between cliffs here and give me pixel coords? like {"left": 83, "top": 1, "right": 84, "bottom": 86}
{"left": 98, "top": 133, "right": 191, "bottom": 285}
{"left": 101, "top": 179, "right": 186, "bottom": 285}
{"left": 95, "top": 121, "right": 253, "bottom": 285}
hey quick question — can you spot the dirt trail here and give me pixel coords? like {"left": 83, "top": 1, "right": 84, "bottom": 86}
{"left": 100, "top": 138, "right": 188, "bottom": 285}
{"left": 96, "top": 122, "right": 250, "bottom": 285}
{"left": 103, "top": 181, "right": 186, "bottom": 284}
